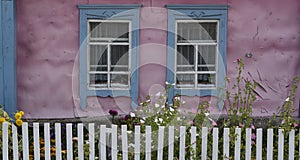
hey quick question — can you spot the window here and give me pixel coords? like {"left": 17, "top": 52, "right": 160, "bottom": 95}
{"left": 176, "top": 20, "right": 218, "bottom": 89}
{"left": 78, "top": 5, "right": 141, "bottom": 109}
{"left": 88, "top": 20, "right": 131, "bottom": 89}
{"left": 166, "top": 5, "right": 228, "bottom": 108}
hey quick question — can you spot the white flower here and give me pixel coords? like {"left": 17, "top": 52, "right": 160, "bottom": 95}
{"left": 159, "top": 118, "right": 163, "bottom": 123}
{"left": 165, "top": 81, "right": 170, "bottom": 85}
{"left": 205, "top": 112, "right": 210, "bottom": 116}
{"left": 140, "top": 119, "right": 145, "bottom": 124}
{"left": 127, "top": 131, "right": 132, "bottom": 134}
{"left": 129, "top": 144, "right": 135, "bottom": 148}
{"left": 146, "top": 99, "right": 151, "bottom": 103}
{"left": 139, "top": 102, "right": 143, "bottom": 105}
{"left": 285, "top": 97, "right": 290, "bottom": 102}
{"left": 154, "top": 118, "right": 158, "bottom": 123}
{"left": 155, "top": 92, "right": 161, "bottom": 97}
{"left": 161, "top": 105, "right": 165, "bottom": 108}
{"left": 177, "top": 117, "right": 181, "bottom": 121}
{"left": 155, "top": 103, "right": 160, "bottom": 108}
{"left": 174, "top": 97, "right": 180, "bottom": 101}
{"left": 130, "top": 112, "right": 135, "bottom": 117}
{"left": 182, "top": 101, "right": 186, "bottom": 104}
{"left": 169, "top": 107, "right": 174, "bottom": 112}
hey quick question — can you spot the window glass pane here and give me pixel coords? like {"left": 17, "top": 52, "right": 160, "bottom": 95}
{"left": 198, "top": 66, "right": 215, "bottom": 71}
{"left": 89, "top": 74, "right": 108, "bottom": 87}
{"left": 197, "top": 74, "right": 216, "bottom": 86}
{"left": 177, "top": 45, "right": 195, "bottom": 71}
{"left": 177, "top": 22, "right": 217, "bottom": 42}
{"left": 176, "top": 74, "right": 195, "bottom": 88}
{"left": 111, "top": 45, "right": 129, "bottom": 71}
{"left": 198, "top": 45, "right": 216, "bottom": 65}
{"left": 90, "top": 45, "right": 108, "bottom": 71}
{"left": 110, "top": 74, "right": 129, "bottom": 87}
{"left": 89, "top": 22, "right": 129, "bottom": 40}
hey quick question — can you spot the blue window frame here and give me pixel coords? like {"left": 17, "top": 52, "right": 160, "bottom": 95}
{"left": 78, "top": 4, "right": 141, "bottom": 109}
{"left": 166, "top": 5, "right": 228, "bottom": 108}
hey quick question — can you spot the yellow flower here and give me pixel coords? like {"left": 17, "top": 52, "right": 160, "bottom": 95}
{"left": 0, "top": 117, "right": 5, "bottom": 123}
{"left": 15, "top": 113, "right": 22, "bottom": 119}
{"left": 50, "top": 139, "right": 56, "bottom": 143}
{"left": 16, "top": 119, "right": 23, "bottom": 126}
{"left": 19, "top": 111, "right": 25, "bottom": 116}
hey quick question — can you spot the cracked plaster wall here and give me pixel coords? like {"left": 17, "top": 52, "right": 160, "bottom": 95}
{"left": 16, "top": 0, "right": 300, "bottom": 118}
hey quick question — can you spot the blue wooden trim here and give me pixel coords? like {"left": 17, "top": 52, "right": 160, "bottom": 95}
{"left": 0, "top": 0, "right": 3, "bottom": 109}
{"left": 0, "top": 0, "right": 17, "bottom": 116}
{"left": 166, "top": 5, "right": 228, "bottom": 109}
{"left": 78, "top": 4, "right": 142, "bottom": 9}
{"left": 86, "top": 90, "right": 131, "bottom": 97}
{"left": 78, "top": 5, "right": 140, "bottom": 109}
{"left": 130, "top": 11, "right": 140, "bottom": 109}
{"left": 166, "top": 4, "right": 229, "bottom": 10}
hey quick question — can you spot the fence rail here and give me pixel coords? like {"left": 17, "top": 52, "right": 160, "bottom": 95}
{"left": 1, "top": 122, "right": 299, "bottom": 159}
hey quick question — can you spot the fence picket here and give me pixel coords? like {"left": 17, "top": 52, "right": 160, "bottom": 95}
{"left": 77, "top": 123, "right": 84, "bottom": 160}
{"left": 111, "top": 125, "right": 118, "bottom": 160}
{"left": 33, "top": 123, "right": 40, "bottom": 160}
{"left": 44, "top": 123, "right": 51, "bottom": 160}
{"left": 22, "top": 122, "right": 29, "bottom": 160}
{"left": 55, "top": 123, "right": 62, "bottom": 160}
{"left": 267, "top": 129, "right": 273, "bottom": 160}
{"left": 157, "top": 126, "right": 165, "bottom": 160}
{"left": 212, "top": 128, "right": 219, "bottom": 160}
{"left": 66, "top": 123, "right": 73, "bottom": 160}
{"left": 246, "top": 128, "right": 252, "bottom": 160}
{"left": 289, "top": 130, "right": 295, "bottom": 160}
{"left": 2, "top": 122, "right": 9, "bottom": 160}
{"left": 12, "top": 124, "right": 19, "bottom": 160}
{"left": 256, "top": 128, "right": 263, "bottom": 160}
{"left": 223, "top": 128, "right": 230, "bottom": 159}
{"left": 168, "top": 126, "right": 174, "bottom": 160}
{"left": 190, "top": 126, "right": 196, "bottom": 160}
{"left": 145, "top": 126, "right": 151, "bottom": 160}
{"left": 89, "top": 123, "right": 95, "bottom": 160}
{"left": 179, "top": 126, "right": 186, "bottom": 160}
{"left": 121, "top": 125, "right": 128, "bottom": 160}
{"left": 134, "top": 126, "right": 141, "bottom": 160}
{"left": 278, "top": 129, "right": 284, "bottom": 160}
{"left": 100, "top": 125, "right": 107, "bottom": 160}
{"left": 234, "top": 128, "right": 241, "bottom": 160}
{"left": 202, "top": 127, "right": 208, "bottom": 160}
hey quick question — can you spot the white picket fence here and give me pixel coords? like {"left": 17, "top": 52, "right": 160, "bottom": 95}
{"left": 1, "top": 122, "right": 298, "bottom": 160}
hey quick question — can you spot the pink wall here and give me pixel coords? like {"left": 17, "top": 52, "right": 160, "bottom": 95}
{"left": 16, "top": 0, "right": 300, "bottom": 118}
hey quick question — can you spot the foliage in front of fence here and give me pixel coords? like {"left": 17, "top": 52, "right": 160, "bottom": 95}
{"left": 220, "top": 58, "right": 259, "bottom": 159}
{"left": 0, "top": 105, "right": 24, "bottom": 158}
{"left": 109, "top": 58, "right": 300, "bottom": 160}
{"left": 269, "top": 76, "right": 300, "bottom": 159}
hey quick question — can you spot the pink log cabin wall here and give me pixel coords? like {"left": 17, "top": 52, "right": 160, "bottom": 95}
{"left": 16, "top": 0, "right": 300, "bottom": 119}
